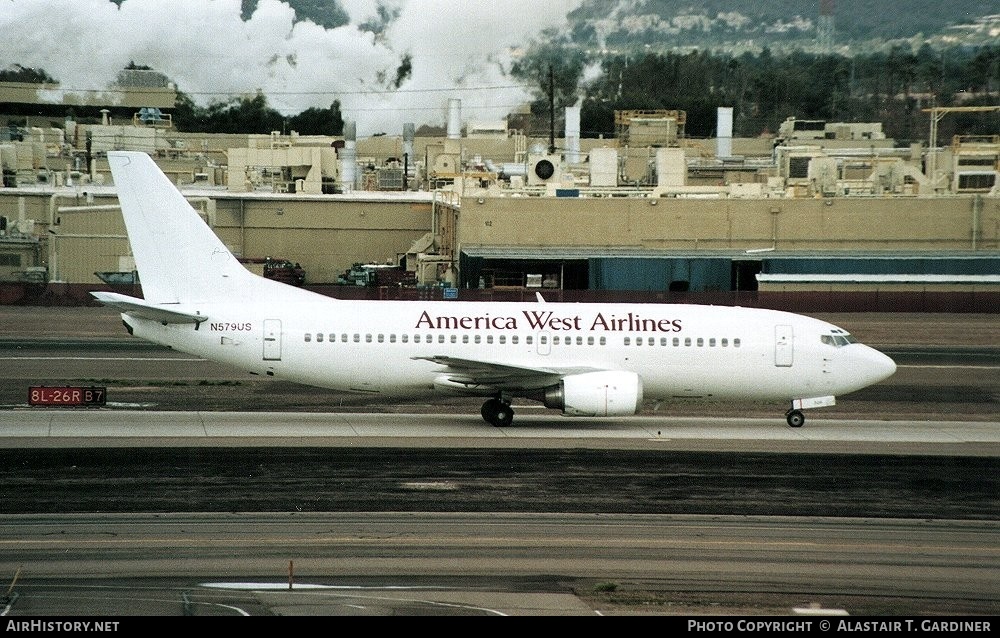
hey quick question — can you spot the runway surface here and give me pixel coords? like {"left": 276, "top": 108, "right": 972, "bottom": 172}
{"left": 1, "top": 410, "right": 999, "bottom": 455}
{"left": 1, "top": 308, "right": 998, "bottom": 616}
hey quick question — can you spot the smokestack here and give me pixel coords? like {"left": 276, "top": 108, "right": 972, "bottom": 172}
{"left": 403, "top": 122, "right": 415, "bottom": 160}
{"left": 447, "top": 99, "right": 461, "bottom": 140}
{"left": 565, "top": 105, "right": 581, "bottom": 164}
{"left": 402, "top": 123, "right": 415, "bottom": 189}
{"left": 341, "top": 120, "right": 357, "bottom": 192}
{"left": 716, "top": 107, "right": 733, "bottom": 159}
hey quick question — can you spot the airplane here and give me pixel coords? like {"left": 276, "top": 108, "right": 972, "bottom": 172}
{"left": 92, "top": 151, "right": 897, "bottom": 428}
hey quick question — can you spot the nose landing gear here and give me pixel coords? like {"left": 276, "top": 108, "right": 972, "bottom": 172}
{"left": 785, "top": 408, "right": 805, "bottom": 428}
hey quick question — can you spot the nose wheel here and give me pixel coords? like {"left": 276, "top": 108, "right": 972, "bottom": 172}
{"left": 785, "top": 409, "right": 805, "bottom": 428}
{"left": 481, "top": 397, "right": 514, "bottom": 427}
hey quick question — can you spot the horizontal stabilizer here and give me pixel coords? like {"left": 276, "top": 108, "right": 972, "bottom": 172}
{"left": 91, "top": 291, "right": 207, "bottom": 325}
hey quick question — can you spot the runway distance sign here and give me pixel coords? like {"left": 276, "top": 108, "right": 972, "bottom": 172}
{"left": 29, "top": 386, "right": 107, "bottom": 407}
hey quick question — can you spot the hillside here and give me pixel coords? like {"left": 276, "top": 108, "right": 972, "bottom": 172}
{"left": 254, "top": 0, "right": 1000, "bottom": 52}
{"left": 567, "top": 0, "right": 1000, "bottom": 52}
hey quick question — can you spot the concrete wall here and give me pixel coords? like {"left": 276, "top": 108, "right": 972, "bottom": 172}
{"left": 2, "top": 184, "right": 998, "bottom": 286}
{"left": 11, "top": 190, "right": 434, "bottom": 285}
{"left": 210, "top": 197, "right": 432, "bottom": 283}
{"left": 456, "top": 194, "right": 1000, "bottom": 253}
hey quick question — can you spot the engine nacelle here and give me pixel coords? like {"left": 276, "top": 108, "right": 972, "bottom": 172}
{"left": 543, "top": 371, "right": 643, "bottom": 417}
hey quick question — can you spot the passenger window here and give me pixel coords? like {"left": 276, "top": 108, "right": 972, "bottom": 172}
{"left": 734, "top": 338, "right": 741, "bottom": 347}
{"left": 540, "top": 336, "right": 547, "bottom": 344}
{"left": 599, "top": 336, "right": 606, "bottom": 345}
{"left": 389, "top": 334, "right": 396, "bottom": 343}
{"left": 721, "top": 338, "right": 728, "bottom": 347}
{"left": 341, "top": 334, "right": 348, "bottom": 342}
{"left": 474, "top": 335, "right": 481, "bottom": 344}
{"left": 673, "top": 337, "right": 679, "bottom": 346}
{"left": 318, "top": 333, "right": 325, "bottom": 343}
{"left": 526, "top": 336, "right": 533, "bottom": 345}
{"left": 709, "top": 338, "right": 715, "bottom": 347}
{"left": 684, "top": 337, "right": 691, "bottom": 346}
{"left": 513, "top": 336, "right": 519, "bottom": 344}
{"left": 462, "top": 335, "right": 469, "bottom": 343}
{"left": 304, "top": 333, "right": 311, "bottom": 342}
{"left": 366, "top": 334, "right": 372, "bottom": 343}
{"left": 487, "top": 335, "right": 493, "bottom": 344}
{"left": 697, "top": 338, "right": 704, "bottom": 347}
{"left": 377, "top": 334, "right": 384, "bottom": 343}
{"left": 499, "top": 335, "right": 506, "bottom": 344}
{"left": 450, "top": 335, "right": 457, "bottom": 343}
{"left": 587, "top": 336, "right": 594, "bottom": 345}
{"left": 353, "top": 334, "right": 360, "bottom": 343}
{"left": 414, "top": 334, "right": 421, "bottom": 343}
{"left": 624, "top": 337, "right": 631, "bottom": 345}
{"left": 553, "top": 336, "right": 560, "bottom": 345}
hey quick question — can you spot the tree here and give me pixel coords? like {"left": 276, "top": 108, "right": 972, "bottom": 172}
{"left": 288, "top": 101, "right": 344, "bottom": 135}
{"left": 218, "top": 92, "right": 284, "bottom": 133}
{"left": 0, "top": 64, "right": 56, "bottom": 83}
{"left": 510, "top": 31, "right": 589, "bottom": 135}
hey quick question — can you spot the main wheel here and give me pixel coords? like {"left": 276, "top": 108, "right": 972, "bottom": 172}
{"left": 786, "top": 409, "right": 805, "bottom": 428}
{"left": 481, "top": 398, "right": 515, "bottom": 427}
{"left": 481, "top": 400, "right": 495, "bottom": 423}
{"left": 493, "top": 402, "right": 514, "bottom": 427}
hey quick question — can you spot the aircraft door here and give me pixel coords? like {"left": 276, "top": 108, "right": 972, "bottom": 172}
{"left": 263, "top": 319, "right": 282, "bottom": 361}
{"left": 536, "top": 331, "right": 551, "bottom": 356}
{"left": 774, "top": 324, "right": 793, "bottom": 367}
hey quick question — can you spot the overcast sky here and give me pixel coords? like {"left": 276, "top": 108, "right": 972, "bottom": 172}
{"left": 2, "top": 0, "right": 583, "bottom": 136}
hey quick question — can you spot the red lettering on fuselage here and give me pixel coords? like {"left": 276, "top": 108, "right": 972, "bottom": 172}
{"left": 520, "top": 310, "right": 581, "bottom": 330}
{"left": 413, "top": 309, "right": 682, "bottom": 333}
{"left": 415, "top": 310, "right": 517, "bottom": 330}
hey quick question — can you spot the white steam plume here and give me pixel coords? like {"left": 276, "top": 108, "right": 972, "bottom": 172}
{"left": 1, "top": 0, "right": 582, "bottom": 136}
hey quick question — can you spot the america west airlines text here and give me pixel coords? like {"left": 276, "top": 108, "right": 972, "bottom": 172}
{"left": 415, "top": 309, "right": 683, "bottom": 333}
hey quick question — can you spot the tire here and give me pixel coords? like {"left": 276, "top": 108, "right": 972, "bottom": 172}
{"left": 494, "top": 405, "right": 514, "bottom": 427}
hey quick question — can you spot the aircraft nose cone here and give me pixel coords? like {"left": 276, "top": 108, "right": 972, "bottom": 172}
{"left": 833, "top": 345, "right": 897, "bottom": 394}
{"left": 860, "top": 345, "right": 897, "bottom": 385}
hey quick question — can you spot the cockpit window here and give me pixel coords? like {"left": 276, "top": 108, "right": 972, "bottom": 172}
{"left": 821, "top": 333, "right": 858, "bottom": 347}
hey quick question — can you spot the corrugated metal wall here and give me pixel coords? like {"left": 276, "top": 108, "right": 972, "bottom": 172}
{"left": 762, "top": 257, "right": 1000, "bottom": 276}
{"left": 589, "top": 257, "right": 732, "bottom": 292}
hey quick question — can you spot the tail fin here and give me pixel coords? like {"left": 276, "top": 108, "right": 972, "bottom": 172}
{"left": 107, "top": 151, "right": 252, "bottom": 304}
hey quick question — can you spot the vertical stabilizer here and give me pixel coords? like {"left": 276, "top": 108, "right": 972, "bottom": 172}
{"left": 107, "top": 151, "right": 252, "bottom": 304}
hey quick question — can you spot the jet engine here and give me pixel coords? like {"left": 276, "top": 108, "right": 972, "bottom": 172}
{"left": 542, "top": 371, "right": 643, "bottom": 417}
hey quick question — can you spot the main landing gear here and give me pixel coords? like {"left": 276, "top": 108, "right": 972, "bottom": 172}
{"left": 481, "top": 396, "right": 514, "bottom": 427}
{"left": 785, "top": 408, "right": 805, "bottom": 428}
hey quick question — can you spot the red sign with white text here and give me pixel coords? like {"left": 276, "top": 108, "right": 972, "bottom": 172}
{"left": 29, "top": 386, "right": 107, "bottom": 407}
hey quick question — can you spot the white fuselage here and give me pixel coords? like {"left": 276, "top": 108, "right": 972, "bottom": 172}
{"left": 124, "top": 298, "right": 894, "bottom": 406}
{"left": 99, "top": 150, "right": 898, "bottom": 425}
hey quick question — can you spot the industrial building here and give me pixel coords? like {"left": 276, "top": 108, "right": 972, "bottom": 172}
{"left": 1, "top": 85, "right": 998, "bottom": 311}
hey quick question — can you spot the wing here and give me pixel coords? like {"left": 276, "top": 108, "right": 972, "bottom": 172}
{"left": 413, "top": 355, "right": 602, "bottom": 393}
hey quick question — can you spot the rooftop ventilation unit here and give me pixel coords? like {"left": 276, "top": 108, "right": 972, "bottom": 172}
{"left": 527, "top": 153, "right": 561, "bottom": 186}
